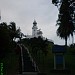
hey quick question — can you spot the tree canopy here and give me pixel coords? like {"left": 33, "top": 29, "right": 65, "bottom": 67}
{"left": 0, "top": 22, "right": 21, "bottom": 59}
{"left": 52, "top": 0, "right": 75, "bottom": 46}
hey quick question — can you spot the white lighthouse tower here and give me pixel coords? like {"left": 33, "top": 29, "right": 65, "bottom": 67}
{"left": 26, "top": 20, "right": 44, "bottom": 39}
{"left": 32, "top": 20, "right": 38, "bottom": 38}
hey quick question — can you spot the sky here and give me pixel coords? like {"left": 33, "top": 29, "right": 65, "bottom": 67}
{"left": 0, "top": 0, "right": 73, "bottom": 45}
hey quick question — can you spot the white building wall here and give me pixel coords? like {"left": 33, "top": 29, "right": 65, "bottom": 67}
{"left": 32, "top": 28, "right": 37, "bottom": 37}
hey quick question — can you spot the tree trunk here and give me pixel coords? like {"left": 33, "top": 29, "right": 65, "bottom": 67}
{"left": 65, "top": 36, "right": 67, "bottom": 51}
{"left": 65, "top": 36, "right": 67, "bottom": 46}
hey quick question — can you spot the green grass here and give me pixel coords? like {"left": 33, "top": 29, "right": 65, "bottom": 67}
{"left": 1, "top": 49, "right": 19, "bottom": 75}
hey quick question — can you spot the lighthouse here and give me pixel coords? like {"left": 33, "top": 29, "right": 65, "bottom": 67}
{"left": 32, "top": 20, "right": 38, "bottom": 38}
{"left": 26, "top": 20, "right": 44, "bottom": 39}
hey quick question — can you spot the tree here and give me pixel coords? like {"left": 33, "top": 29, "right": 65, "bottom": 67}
{"left": 0, "top": 22, "right": 10, "bottom": 58}
{"left": 52, "top": 0, "right": 75, "bottom": 46}
{"left": 0, "top": 21, "right": 22, "bottom": 59}
{"left": 8, "top": 22, "right": 21, "bottom": 42}
{"left": 8, "top": 22, "right": 16, "bottom": 41}
{"left": 69, "top": 2, "right": 75, "bottom": 44}
{"left": 16, "top": 27, "right": 25, "bottom": 43}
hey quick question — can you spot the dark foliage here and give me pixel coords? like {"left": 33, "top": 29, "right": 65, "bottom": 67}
{"left": 52, "top": 0, "right": 75, "bottom": 46}
{"left": 0, "top": 22, "right": 21, "bottom": 59}
{"left": 22, "top": 37, "right": 53, "bottom": 56}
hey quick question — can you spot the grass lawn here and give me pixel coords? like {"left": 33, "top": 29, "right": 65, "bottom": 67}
{"left": 1, "top": 49, "right": 20, "bottom": 75}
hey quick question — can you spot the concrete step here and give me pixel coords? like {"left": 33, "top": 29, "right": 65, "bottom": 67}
{"left": 18, "top": 72, "right": 47, "bottom": 75}
{"left": 18, "top": 72, "right": 38, "bottom": 75}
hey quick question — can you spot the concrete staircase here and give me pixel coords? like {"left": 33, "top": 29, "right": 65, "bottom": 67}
{"left": 18, "top": 44, "right": 39, "bottom": 75}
